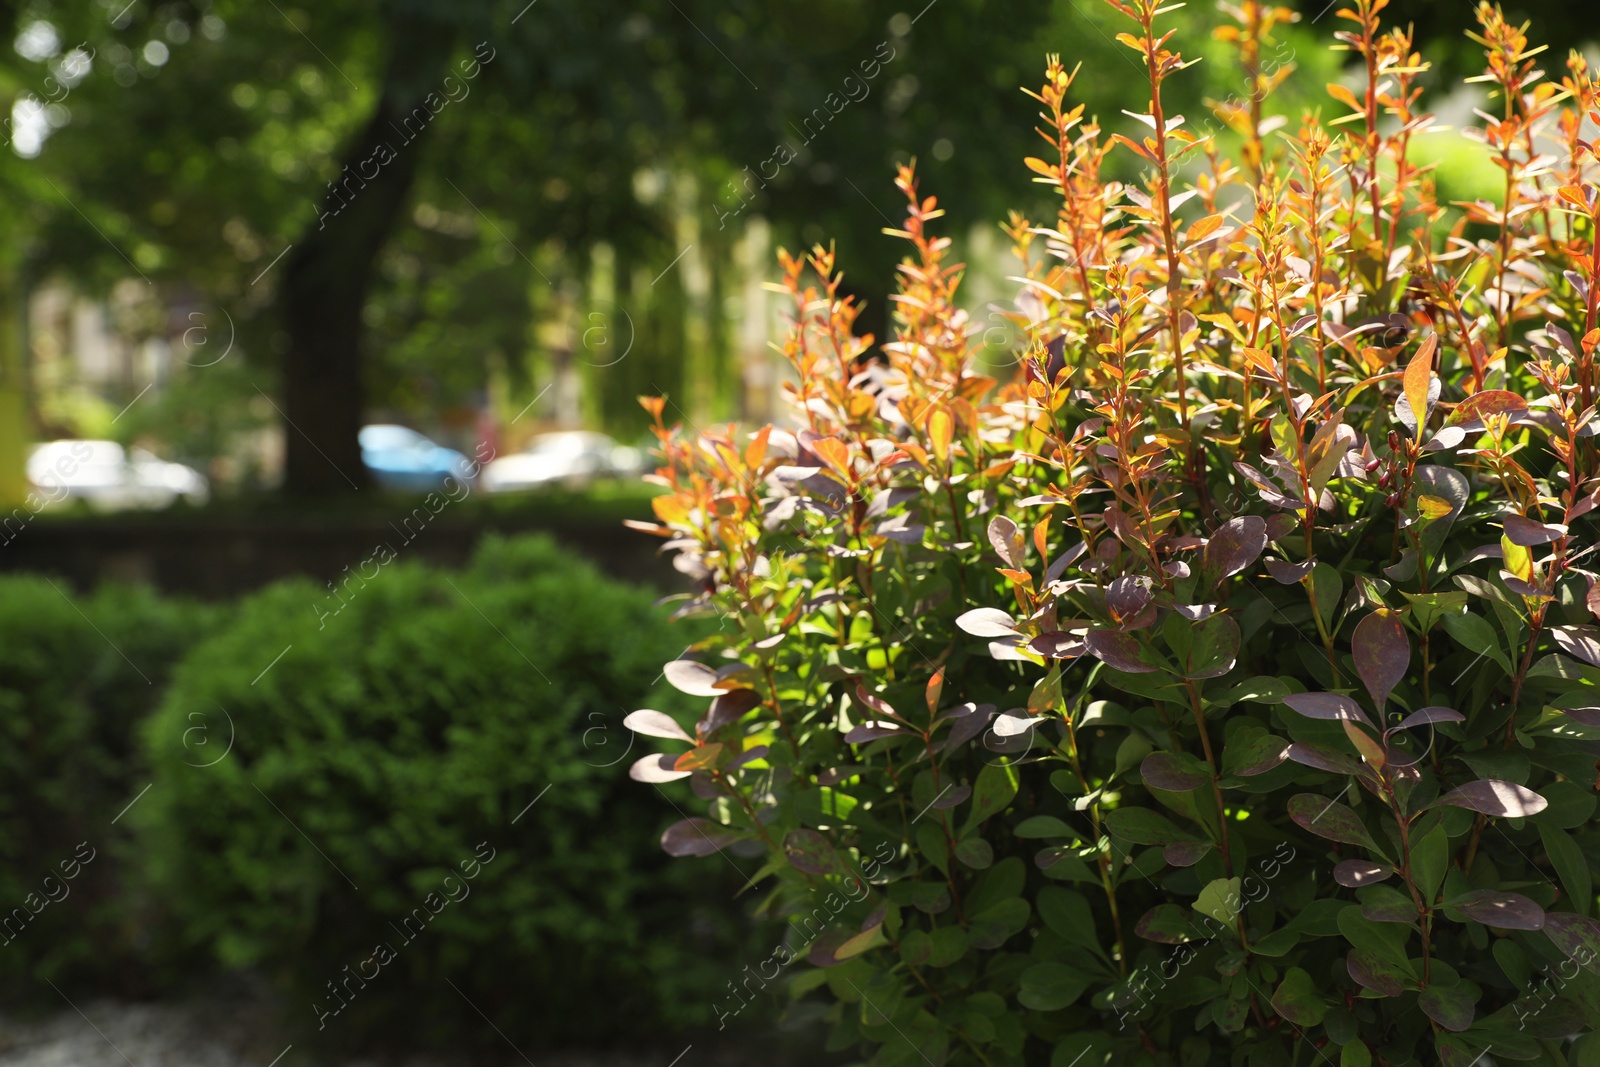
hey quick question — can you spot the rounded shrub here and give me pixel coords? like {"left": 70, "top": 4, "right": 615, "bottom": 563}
{"left": 0, "top": 576, "right": 215, "bottom": 998}
{"left": 136, "top": 534, "right": 741, "bottom": 1048}
{"left": 627, "top": 5, "right": 1600, "bottom": 1065}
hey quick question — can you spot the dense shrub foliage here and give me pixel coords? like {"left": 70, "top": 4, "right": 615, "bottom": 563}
{"left": 137, "top": 535, "right": 741, "bottom": 1047}
{"left": 0, "top": 578, "right": 214, "bottom": 997}
{"left": 628, "top": 3, "right": 1600, "bottom": 1064}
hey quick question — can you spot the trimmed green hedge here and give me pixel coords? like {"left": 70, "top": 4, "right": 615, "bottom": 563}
{"left": 0, "top": 578, "right": 215, "bottom": 997}
{"left": 134, "top": 535, "right": 744, "bottom": 1048}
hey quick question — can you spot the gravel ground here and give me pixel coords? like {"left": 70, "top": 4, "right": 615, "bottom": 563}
{"left": 0, "top": 996, "right": 819, "bottom": 1067}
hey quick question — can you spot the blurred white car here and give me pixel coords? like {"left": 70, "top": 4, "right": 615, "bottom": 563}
{"left": 480, "top": 431, "right": 642, "bottom": 491}
{"left": 28, "top": 440, "right": 209, "bottom": 511}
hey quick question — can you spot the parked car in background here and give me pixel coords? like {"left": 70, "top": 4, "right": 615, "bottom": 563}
{"left": 359, "top": 424, "right": 477, "bottom": 492}
{"left": 480, "top": 431, "right": 642, "bottom": 492}
{"left": 28, "top": 440, "right": 209, "bottom": 511}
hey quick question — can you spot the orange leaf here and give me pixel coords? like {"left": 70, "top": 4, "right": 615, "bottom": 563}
{"left": 1402, "top": 335, "right": 1437, "bottom": 433}
{"left": 812, "top": 436, "right": 853, "bottom": 479}
{"left": 926, "top": 667, "right": 945, "bottom": 716}
{"left": 1186, "top": 213, "right": 1224, "bottom": 245}
{"left": 675, "top": 744, "right": 725, "bottom": 773}
{"left": 745, "top": 425, "right": 772, "bottom": 471}
{"left": 927, "top": 408, "right": 954, "bottom": 464}
{"left": 1446, "top": 389, "right": 1528, "bottom": 425}
{"left": 1325, "top": 82, "right": 1361, "bottom": 111}
{"left": 1033, "top": 513, "right": 1053, "bottom": 559}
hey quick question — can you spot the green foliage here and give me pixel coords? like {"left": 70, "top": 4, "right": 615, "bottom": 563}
{"left": 0, "top": 577, "right": 214, "bottom": 997}
{"left": 135, "top": 534, "right": 742, "bottom": 1047}
{"left": 628, "top": 3, "right": 1600, "bottom": 1064}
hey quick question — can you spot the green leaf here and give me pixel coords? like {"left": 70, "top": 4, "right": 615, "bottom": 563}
{"left": 1402, "top": 590, "right": 1467, "bottom": 633}
{"left": 1440, "top": 610, "right": 1514, "bottom": 676}
{"left": 1411, "top": 825, "right": 1450, "bottom": 906}
{"left": 1216, "top": 675, "right": 1291, "bottom": 706}
{"left": 1539, "top": 824, "right": 1591, "bottom": 919}
{"left": 915, "top": 821, "right": 949, "bottom": 876}
{"left": 1338, "top": 908, "right": 1415, "bottom": 972}
{"left": 969, "top": 897, "right": 1030, "bottom": 950}
{"left": 1270, "top": 966, "right": 1327, "bottom": 1026}
{"left": 1310, "top": 562, "right": 1344, "bottom": 632}
{"left": 1175, "top": 613, "right": 1241, "bottom": 680}
{"left": 1341, "top": 1039, "right": 1372, "bottom": 1067}
{"left": 1028, "top": 665, "right": 1063, "bottom": 715}
{"left": 1104, "top": 806, "right": 1187, "bottom": 845}
{"left": 1015, "top": 815, "right": 1076, "bottom": 839}
{"left": 1196, "top": 876, "right": 1243, "bottom": 924}
{"left": 1037, "top": 887, "right": 1106, "bottom": 958}
{"left": 899, "top": 929, "right": 931, "bottom": 966}
{"left": 955, "top": 837, "right": 994, "bottom": 870}
{"left": 1019, "top": 961, "right": 1093, "bottom": 1011}
{"left": 967, "top": 761, "right": 1019, "bottom": 829}
{"left": 835, "top": 922, "right": 888, "bottom": 960}
{"left": 911, "top": 880, "right": 951, "bottom": 914}
{"left": 1531, "top": 780, "right": 1598, "bottom": 829}
{"left": 928, "top": 925, "right": 968, "bottom": 967}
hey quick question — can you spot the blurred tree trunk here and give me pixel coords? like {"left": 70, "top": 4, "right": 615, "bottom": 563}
{"left": 278, "top": 15, "right": 461, "bottom": 497}
{"left": 0, "top": 264, "right": 25, "bottom": 508}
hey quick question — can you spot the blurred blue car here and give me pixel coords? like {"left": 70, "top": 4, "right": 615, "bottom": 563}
{"left": 359, "top": 424, "right": 476, "bottom": 492}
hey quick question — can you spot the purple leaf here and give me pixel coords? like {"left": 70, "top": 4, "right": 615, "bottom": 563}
{"left": 1135, "top": 904, "right": 1198, "bottom": 944}
{"left": 1285, "top": 742, "right": 1365, "bottom": 777}
{"left": 1393, "top": 706, "right": 1465, "bottom": 731}
{"left": 1288, "top": 793, "right": 1377, "bottom": 848}
{"left": 1560, "top": 707, "right": 1600, "bottom": 727}
{"left": 661, "top": 817, "right": 739, "bottom": 856}
{"left": 630, "top": 753, "right": 691, "bottom": 783}
{"left": 1544, "top": 912, "right": 1600, "bottom": 976}
{"left": 700, "top": 688, "right": 762, "bottom": 734}
{"left": 932, "top": 784, "right": 972, "bottom": 809}
{"left": 938, "top": 703, "right": 996, "bottom": 752}
{"left": 1085, "top": 630, "right": 1157, "bottom": 673}
{"left": 1225, "top": 734, "right": 1290, "bottom": 776}
{"left": 1361, "top": 890, "right": 1417, "bottom": 923}
{"left": 992, "top": 710, "right": 1044, "bottom": 738}
{"left": 957, "top": 607, "right": 1019, "bottom": 638}
{"left": 1106, "top": 576, "right": 1156, "bottom": 628}
{"left": 1433, "top": 779, "right": 1548, "bottom": 818}
{"left": 844, "top": 721, "right": 914, "bottom": 743}
{"left": 1418, "top": 982, "right": 1476, "bottom": 1032}
{"left": 1352, "top": 609, "right": 1410, "bottom": 709}
{"left": 1551, "top": 625, "right": 1600, "bottom": 669}
{"left": 1334, "top": 860, "right": 1394, "bottom": 887}
{"left": 806, "top": 928, "right": 854, "bottom": 969}
{"left": 1347, "top": 949, "right": 1408, "bottom": 997}
{"left": 1141, "top": 752, "right": 1211, "bottom": 791}
{"left": 1030, "top": 632, "right": 1087, "bottom": 659}
{"left": 1163, "top": 840, "right": 1213, "bottom": 868}
{"left": 1502, "top": 513, "right": 1567, "bottom": 546}
{"left": 662, "top": 659, "right": 723, "bottom": 697}
{"left": 987, "top": 515, "right": 1027, "bottom": 568}
{"left": 1265, "top": 558, "right": 1314, "bottom": 584}
{"left": 1282, "top": 691, "right": 1374, "bottom": 728}
{"left": 624, "top": 709, "right": 693, "bottom": 742}
{"left": 1448, "top": 890, "right": 1545, "bottom": 930}
{"left": 1205, "top": 516, "right": 1269, "bottom": 583}
{"left": 784, "top": 829, "right": 844, "bottom": 875}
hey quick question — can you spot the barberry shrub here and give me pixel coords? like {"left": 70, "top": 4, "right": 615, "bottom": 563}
{"left": 627, "top": 2, "right": 1600, "bottom": 1064}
